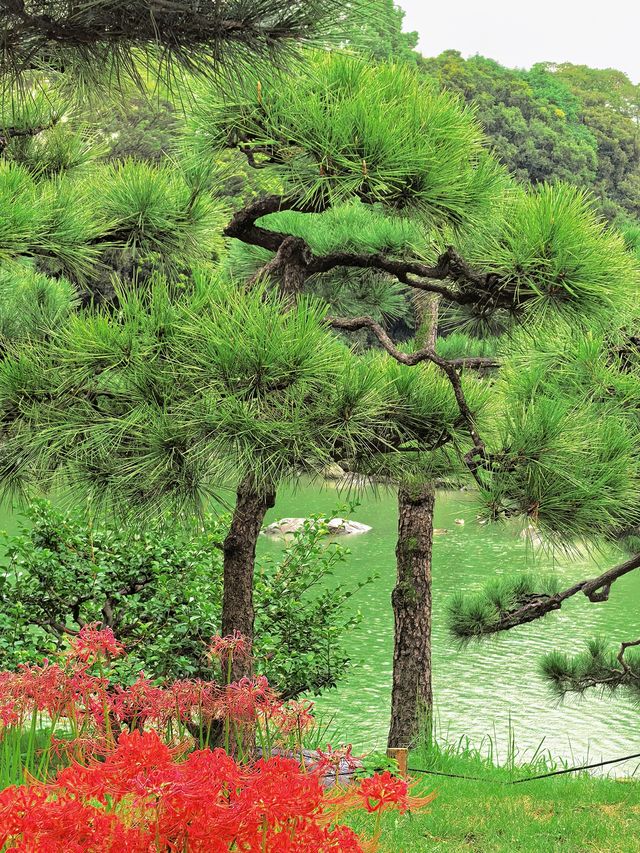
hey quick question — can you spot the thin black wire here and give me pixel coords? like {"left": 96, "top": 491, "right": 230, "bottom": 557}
{"left": 404, "top": 750, "right": 640, "bottom": 785}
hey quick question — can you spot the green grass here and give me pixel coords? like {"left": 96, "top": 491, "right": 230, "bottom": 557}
{"left": 352, "top": 739, "right": 640, "bottom": 852}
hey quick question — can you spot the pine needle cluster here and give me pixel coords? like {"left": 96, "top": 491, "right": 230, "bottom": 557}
{"left": 1, "top": 0, "right": 360, "bottom": 88}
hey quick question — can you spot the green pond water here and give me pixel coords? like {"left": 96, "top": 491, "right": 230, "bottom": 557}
{"left": 258, "top": 482, "right": 640, "bottom": 771}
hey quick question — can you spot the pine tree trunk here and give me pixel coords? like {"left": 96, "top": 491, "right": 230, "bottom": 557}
{"left": 387, "top": 481, "right": 435, "bottom": 748}
{"left": 385, "top": 291, "right": 440, "bottom": 748}
{"left": 222, "top": 475, "right": 275, "bottom": 682}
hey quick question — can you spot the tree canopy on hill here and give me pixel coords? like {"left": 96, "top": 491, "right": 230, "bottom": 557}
{"left": 422, "top": 52, "right": 640, "bottom": 223}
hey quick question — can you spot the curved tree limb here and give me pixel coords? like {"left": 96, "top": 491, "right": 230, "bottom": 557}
{"left": 478, "top": 551, "right": 640, "bottom": 635}
{"left": 328, "top": 314, "right": 486, "bottom": 456}
{"left": 618, "top": 638, "right": 640, "bottom": 675}
{"left": 225, "top": 197, "right": 509, "bottom": 309}
{"left": 224, "top": 194, "right": 327, "bottom": 254}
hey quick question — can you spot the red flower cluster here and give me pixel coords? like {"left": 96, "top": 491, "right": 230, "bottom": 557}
{"left": 0, "top": 629, "right": 434, "bottom": 850}
{"left": 0, "top": 730, "right": 369, "bottom": 852}
{"left": 351, "top": 770, "right": 436, "bottom": 821}
{"left": 314, "top": 744, "right": 361, "bottom": 776}
{"left": 0, "top": 630, "right": 311, "bottom": 757}
{"left": 208, "top": 631, "right": 252, "bottom": 662}
{"left": 68, "top": 623, "right": 125, "bottom": 663}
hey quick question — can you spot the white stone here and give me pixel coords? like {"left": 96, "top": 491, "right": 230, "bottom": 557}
{"left": 262, "top": 517, "right": 372, "bottom": 536}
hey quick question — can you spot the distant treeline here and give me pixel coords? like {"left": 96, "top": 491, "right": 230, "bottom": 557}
{"left": 351, "top": 1, "right": 640, "bottom": 225}
{"left": 421, "top": 52, "right": 640, "bottom": 225}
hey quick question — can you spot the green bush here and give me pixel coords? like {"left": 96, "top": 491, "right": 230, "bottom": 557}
{"left": 0, "top": 501, "right": 367, "bottom": 697}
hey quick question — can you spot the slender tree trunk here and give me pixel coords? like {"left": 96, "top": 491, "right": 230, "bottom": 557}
{"left": 387, "top": 295, "right": 440, "bottom": 748}
{"left": 222, "top": 475, "right": 275, "bottom": 681}
{"left": 388, "top": 481, "right": 435, "bottom": 748}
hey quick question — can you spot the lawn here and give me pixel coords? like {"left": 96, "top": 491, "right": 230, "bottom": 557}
{"left": 356, "top": 745, "right": 640, "bottom": 852}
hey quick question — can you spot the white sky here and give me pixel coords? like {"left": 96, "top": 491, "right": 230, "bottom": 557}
{"left": 398, "top": 0, "right": 640, "bottom": 84}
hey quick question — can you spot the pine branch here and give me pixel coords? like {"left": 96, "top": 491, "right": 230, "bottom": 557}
{"left": 328, "top": 314, "right": 486, "bottom": 457}
{"left": 454, "top": 552, "right": 640, "bottom": 638}
{"left": 617, "top": 638, "right": 640, "bottom": 676}
{"left": 447, "top": 356, "right": 500, "bottom": 370}
{"left": 0, "top": 114, "right": 59, "bottom": 153}
{"left": 1, "top": 0, "right": 356, "bottom": 83}
{"left": 543, "top": 637, "right": 640, "bottom": 698}
{"left": 226, "top": 197, "right": 514, "bottom": 310}
{"left": 224, "top": 195, "right": 325, "bottom": 253}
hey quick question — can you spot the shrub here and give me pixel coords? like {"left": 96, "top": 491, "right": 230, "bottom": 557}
{"left": 0, "top": 501, "right": 367, "bottom": 698}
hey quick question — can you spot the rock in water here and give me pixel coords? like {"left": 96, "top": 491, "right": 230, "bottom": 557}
{"left": 321, "top": 463, "right": 346, "bottom": 480}
{"left": 262, "top": 517, "right": 372, "bottom": 536}
{"left": 325, "top": 517, "right": 371, "bottom": 535}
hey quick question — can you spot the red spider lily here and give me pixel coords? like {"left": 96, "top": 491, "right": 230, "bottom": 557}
{"left": 0, "top": 701, "right": 19, "bottom": 726}
{"left": 169, "top": 678, "right": 222, "bottom": 724}
{"left": 356, "top": 770, "right": 436, "bottom": 814}
{"left": 268, "top": 699, "right": 316, "bottom": 735}
{"left": 55, "top": 729, "right": 179, "bottom": 802}
{"left": 0, "top": 732, "right": 397, "bottom": 851}
{"left": 0, "top": 640, "right": 434, "bottom": 851}
{"left": 221, "top": 675, "right": 280, "bottom": 722}
{"left": 111, "top": 673, "right": 171, "bottom": 727}
{"left": 0, "top": 785, "right": 152, "bottom": 852}
{"left": 313, "top": 743, "right": 362, "bottom": 776}
{"left": 238, "top": 755, "right": 325, "bottom": 824}
{"left": 68, "top": 624, "right": 125, "bottom": 663}
{"left": 0, "top": 725, "right": 433, "bottom": 851}
{"left": 15, "top": 662, "right": 70, "bottom": 717}
{"left": 208, "top": 631, "right": 252, "bottom": 662}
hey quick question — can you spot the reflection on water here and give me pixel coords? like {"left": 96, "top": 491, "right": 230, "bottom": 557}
{"left": 258, "top": 483, "right": 640, "bottom": 772}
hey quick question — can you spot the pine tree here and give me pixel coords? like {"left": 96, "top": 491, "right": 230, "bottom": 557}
{"left": 180, "top": 54, "right": 640, "bottom": 742}
{"left": 1, "top": 50, "right": 639, "bottom": 747}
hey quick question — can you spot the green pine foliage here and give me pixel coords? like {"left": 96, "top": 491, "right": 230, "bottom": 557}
{"left": 435, "top": 332, "right": 499, "bottom": 360}
{"left": 1, "top": 0, "right": 365, "bottom": 90}
{"left": 477, "top": 391, "right": 640, "bottom": 545}
{"left": 225, "top": 200, "right": 423, "bottom": 325}
{"left": 5, "top": 123, "right": 102, "bottom": 178}
{"left": 0, "top": 133, "right": 226, "bottom": 292}
{"left": 447, "top": 320, "right": 640, "bottom": 692}
{"left": 447, "top": 574, "right": 561, "bottom": 641}
{"left": 87, "top": 159, "right": 226, "bottom": 268}
{"left": 0, "top": 267, "right": 77, "bottom": 344}
{"left": 541, "top": 638, "right": 640, "bottom": 702}
{"left": 0, "top": 272, "right": 485, "bottom": 513}
{"left": 455, "top": 182, "right": 638, "bottom": 323}
{"left": 190, "top": 53, "right": 505, "bottom": 224}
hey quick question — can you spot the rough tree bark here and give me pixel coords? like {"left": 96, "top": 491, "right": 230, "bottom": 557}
{"left": 388, "top": 480, "right": 435, "bottom": 748}
{"left": 388, "top": 293, "right": 440, "bottom": 749}
{"left": 221, "top": 475, "right": 275, "bottom": 681}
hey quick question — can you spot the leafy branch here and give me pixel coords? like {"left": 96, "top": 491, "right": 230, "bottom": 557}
{"left": 448, "top": 551, "right": 640, "bottom": 640}
{"left": 328, "top": 314, "right": 487, "bottom": 456}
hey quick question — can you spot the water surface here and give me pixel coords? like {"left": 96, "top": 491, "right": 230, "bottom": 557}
{"left": 259, "top": 482, "right": 640, "bottom": 771}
